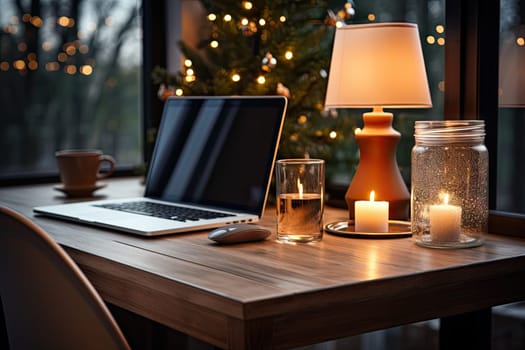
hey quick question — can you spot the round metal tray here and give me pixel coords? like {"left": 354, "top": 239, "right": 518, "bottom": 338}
{"left": 324, "top": 220, "right": 412, "bottom": 238}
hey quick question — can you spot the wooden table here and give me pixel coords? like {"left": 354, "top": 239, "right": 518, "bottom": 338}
{"left": 2, "top": 177, "right": 525, "bottom": 349}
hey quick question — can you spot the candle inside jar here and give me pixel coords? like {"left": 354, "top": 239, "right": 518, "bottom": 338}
{"left": 277, "top": 178, "right": 322, "bottom": 237}
{"left": 429, "top": 194, "right": 462, "bottom": 242}
{"left": 354, "top": 191, "right": 389, "bottom": 233}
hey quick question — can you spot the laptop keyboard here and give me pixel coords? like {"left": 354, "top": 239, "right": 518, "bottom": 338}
{"left": 94, "top": 201, "right": 232, "bottom": 222}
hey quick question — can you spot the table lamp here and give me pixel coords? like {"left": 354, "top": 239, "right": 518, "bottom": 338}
{"left": 325, "top": 22, "right": 432, "bottom": 220}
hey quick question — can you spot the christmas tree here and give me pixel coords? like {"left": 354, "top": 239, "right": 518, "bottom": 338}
{"left": 153, "top": 0, "right": 360, "bottom": 182}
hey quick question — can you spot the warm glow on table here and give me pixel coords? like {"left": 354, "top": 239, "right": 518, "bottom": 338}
{"left": 354, "top": 190, "right": 389, "bottom": 232}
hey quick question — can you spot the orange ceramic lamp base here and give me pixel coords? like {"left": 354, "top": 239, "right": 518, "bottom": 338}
{"left": 346, "top": 107, "right": 410, "bottom": 220}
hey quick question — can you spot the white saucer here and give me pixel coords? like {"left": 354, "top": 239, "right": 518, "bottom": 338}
{"left": 53, "top": 183, "right": 107, "bottom": 197}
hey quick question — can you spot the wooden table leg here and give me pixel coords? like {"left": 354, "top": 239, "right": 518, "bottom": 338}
{"left": 228, "top": 317, "right": 274, "bottom": 350}
{"left": 1, "top": 298, "right": 9, "bottom": 349}
{"left": 440, "top": 308, "right": 492, "bottom": 350}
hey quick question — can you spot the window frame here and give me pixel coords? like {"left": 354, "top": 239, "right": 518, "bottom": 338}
{"left": 142, "top": 0, "right": 167, "bottom": 164}
{"left": 445, "top": 0, "right": 525, "bottom": 235}
{"left": 0, "top": 0, "right": 154, "bottom": 187}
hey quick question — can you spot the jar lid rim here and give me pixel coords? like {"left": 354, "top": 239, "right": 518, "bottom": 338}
{"left": 414, "top": 120, "right": 485, "bottom": 141}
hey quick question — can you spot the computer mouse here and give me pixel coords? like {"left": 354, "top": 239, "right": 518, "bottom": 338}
{"left": 208, "top": 224, "right": 271, "bottom": 244}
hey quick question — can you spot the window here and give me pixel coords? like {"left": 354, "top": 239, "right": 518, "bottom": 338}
{"left": 443, "top": 0, "right": 525, "bottom": 235}
{"left": 0, "top": 0, "right": 143, "bottom": 182}
{"left": 498, "top": 0, "right": 525, "bottom": 214}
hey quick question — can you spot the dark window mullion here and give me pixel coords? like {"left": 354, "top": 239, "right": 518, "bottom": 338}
{"left": 445, "top": 0, "right": 525, "bottom": 236}
{"left": 445, "top": 0, "right": 500, "bottom": 208}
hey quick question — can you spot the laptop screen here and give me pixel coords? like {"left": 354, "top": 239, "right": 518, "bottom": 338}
{"left": 145, "top": 96, "right": 287, "bottom": 214}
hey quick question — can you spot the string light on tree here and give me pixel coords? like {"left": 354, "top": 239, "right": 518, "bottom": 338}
{"left": 152, "top": 0, "right": 358, "bottom": 162}
{"left": 13, "top": 60, "right": 25, "bottom": 70}
{"left": 297, "top": 115, "right": 308, "bottom": 125}
{"left": 344, "top": 1, "right": 356, "bottom": 17}
{"left": 45, "top": 62, "right": 60, "bottom": 72}
{"left": 326, "top": 1, "right": 355, "bottom": 27}
{"left": 57, "top": 16, "right": 69, "bottom": 27}
{"left": 241, "top": 20, "right": 257, "bottom": 36}
{"left": 277, "top": 82, "right": 290, "bottom": 98}
{"left": 427, "top": 24, "right": 445, "bottom": 46}
{"left": 158, "top": 84, "right": 176, "bottom": 100}
{"left": 231, "top": 73, "right": 241, "bottom": 82}
{"left": 79, "top": 44, "right": 89, "bottom": 54}
{"left": 65, "top": 65, "right": 76, "bottom": 75}
{"left": 261, "top": 52, "right": 277, "bottom": 72}
{"left": 80, "top": 65, "right": 93, "bottom": 76}
{"left": 30, "top": 16, "right": 43, "bottom": 28}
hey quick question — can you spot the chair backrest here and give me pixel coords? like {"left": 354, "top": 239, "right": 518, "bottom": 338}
{"left": 0, "top": 205, "right": 130, "bottom": 350}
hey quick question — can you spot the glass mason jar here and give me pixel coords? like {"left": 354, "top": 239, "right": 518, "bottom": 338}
{"left": 411, "top": 120, "right": 488, "bottom": 248}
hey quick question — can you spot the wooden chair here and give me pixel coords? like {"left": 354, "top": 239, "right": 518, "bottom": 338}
{"left": 0, "top": 205, "right": 131, "bottom": 350}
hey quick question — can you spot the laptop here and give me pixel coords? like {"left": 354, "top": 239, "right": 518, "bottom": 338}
{"left": 34, "top": 95, "right": 287, "bottom": 236}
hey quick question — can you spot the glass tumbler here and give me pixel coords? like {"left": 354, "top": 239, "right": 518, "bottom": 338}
{"left": 276, "top": 159, "right": 325, "bottom": 243}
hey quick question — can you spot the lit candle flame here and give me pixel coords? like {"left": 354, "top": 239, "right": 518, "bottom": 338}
{"left": 297, "top": 178, "right": 303, "bottom": 198}
{"left": 369, "top": 190, "right": 375, "bottom": 202}
{"left": 444, "top": 193, "right": 449, "bottom": 205}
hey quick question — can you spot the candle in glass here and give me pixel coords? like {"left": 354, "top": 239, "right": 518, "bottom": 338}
{"left": 429, "top": 193, "right": 462, "bottom": 242}
{"left": 276, "top": 159, "right": 324, "bottom": 243}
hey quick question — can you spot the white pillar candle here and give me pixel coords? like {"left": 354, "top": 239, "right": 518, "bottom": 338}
{"left": 429, "top": 194, "right": 462, "bottom": 242}
{"left": 355, "top": 191, "right": 389, "bottom": 232}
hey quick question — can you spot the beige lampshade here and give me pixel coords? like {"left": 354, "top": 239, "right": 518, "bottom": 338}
{"left": 325, "top": 22, "right": 432, "bottom": 109}
{"left": 499, "top": 25, "right": 525, "bottom": 107}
